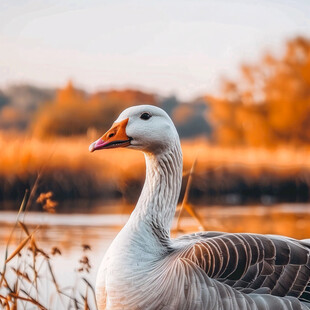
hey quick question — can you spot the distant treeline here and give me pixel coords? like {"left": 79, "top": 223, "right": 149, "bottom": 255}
{"left": 1, "top": 36, "right": 310, "bottom": 147}
{"left": 0, "top": 83, "right": 211, "bottom": 139}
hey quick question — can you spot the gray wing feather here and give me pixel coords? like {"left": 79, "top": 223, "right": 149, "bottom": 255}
{"left": 174, "top": 232, "right": 310, "bottom": 307}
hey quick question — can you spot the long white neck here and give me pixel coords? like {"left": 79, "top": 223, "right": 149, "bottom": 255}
{"left": 129, "top": 141, "right": 183, "bottom": 241}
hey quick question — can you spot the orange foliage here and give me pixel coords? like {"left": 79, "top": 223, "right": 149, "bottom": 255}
{"left": 32, "top": 82, "right": 156, "bottom": 138}
{"left": 32, "top": 82, "right": 88, "bottom": 137}
{"left": 208, "top": 36, "right": 310, "bottom": 146}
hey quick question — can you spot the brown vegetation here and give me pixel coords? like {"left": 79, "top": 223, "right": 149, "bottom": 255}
{"left": 208, "top": 36, "right": 310, "bottom": 146}
{"left": 32, "top": 82, "right": 157, "bottom": 138}
{"left": 1, "top": 133, "right": 309, "bottom": 206}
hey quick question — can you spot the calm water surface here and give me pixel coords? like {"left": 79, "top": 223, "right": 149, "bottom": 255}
{"left": 0, "top": 203, "right": 309, "bottom": 308}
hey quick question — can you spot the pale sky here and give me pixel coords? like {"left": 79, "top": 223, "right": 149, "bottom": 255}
{"left": 0, "top": 0, "right": 310, "bottom": 100}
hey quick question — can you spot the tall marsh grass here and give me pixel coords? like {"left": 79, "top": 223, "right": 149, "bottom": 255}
{"left": 1, "top": 132, "right": 310, "bottom": 204}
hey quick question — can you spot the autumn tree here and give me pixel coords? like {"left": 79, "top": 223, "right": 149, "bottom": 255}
{"left": 32, "top": 82, "right": 157, "bottom": 137}
{"left": 265, "top": 37, "right": 310, "bottom": 143}
{"left": 207, "top": 36, "right": 310, "bottom": 146}
{"left": 32, "top": 81, "right": 87, "bottom": 137}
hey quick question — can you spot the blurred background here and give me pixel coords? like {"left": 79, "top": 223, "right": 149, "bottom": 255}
{"left": 0, "top": 1, "right": 310, "bottom": 304}
{"left": 1, "top": 0, "right": 310, "bottom": 208}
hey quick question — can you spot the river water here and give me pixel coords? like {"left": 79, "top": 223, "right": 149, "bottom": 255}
{"left": 0, "top": 203, "right": 309, "bottom": 309}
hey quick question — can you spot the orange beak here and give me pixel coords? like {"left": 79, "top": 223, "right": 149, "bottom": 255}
{"left": 89, "top": 118, "right": 131, "bottom": 152}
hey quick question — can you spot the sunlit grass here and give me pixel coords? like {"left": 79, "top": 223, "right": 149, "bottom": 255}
{"left": 0, "top": 132, "right": 144, "bottom": 180}
{"left": 2, "top": 132, "right": 310, "bottom": 178}
{"left": 2, "top": 132, "right": 310, "bottom": 205}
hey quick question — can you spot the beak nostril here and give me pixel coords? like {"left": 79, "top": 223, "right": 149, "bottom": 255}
{"left": 108, "top": 133, "right": 115, "bottom": 138}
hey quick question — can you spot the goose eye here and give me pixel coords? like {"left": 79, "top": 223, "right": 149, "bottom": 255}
{"left": 140, "top": 112, "right": 151, "bottom": 120}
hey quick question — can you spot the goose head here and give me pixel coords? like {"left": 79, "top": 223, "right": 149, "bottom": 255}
{"left": 89, "top": 105, "right": 180, "bottom": 155}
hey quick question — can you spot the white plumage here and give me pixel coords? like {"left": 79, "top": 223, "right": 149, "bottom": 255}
{"left": 90, "top": 105, "right": 310, "bottom": 310}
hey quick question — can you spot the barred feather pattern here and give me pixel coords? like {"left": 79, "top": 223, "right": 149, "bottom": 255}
{"left": 173, "top": 232, "right": 310, "bottom": 309}
{"left": 95, "top": 107, "right": 310, "bottom": 310}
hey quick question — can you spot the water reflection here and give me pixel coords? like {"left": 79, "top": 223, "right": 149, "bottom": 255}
{"left": 0, "top": 204, "right": 309, "bottom": 308}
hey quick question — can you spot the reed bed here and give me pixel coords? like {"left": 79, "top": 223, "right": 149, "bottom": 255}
{"left": 2, "top": 133, "right": 310, "bottom": 177}
{"left": 1, "top": 132, "right": 310, "bottom": 204}
{"left": 0, "top": 192, "right": 98, "bottom": 310}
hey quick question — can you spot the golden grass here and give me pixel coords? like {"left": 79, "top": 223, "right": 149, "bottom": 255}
{"left": 0, "top": 132, "right": 145, "bottom": 182}
{"left": 182, "top": 138, "right": 310, "bottom": 172}
{"left": 2, "top": 132, "right": 310, "bottom": 179}
{"left": 2, "top": 131, "right": 310, "bottom": 205}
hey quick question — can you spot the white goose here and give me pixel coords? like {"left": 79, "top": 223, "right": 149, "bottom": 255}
{"left": 89, "top": 105, "right": 310, "bottom": 310}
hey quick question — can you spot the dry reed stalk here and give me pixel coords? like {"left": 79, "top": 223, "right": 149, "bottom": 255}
{"left": 5, "top": 235, "right": 32, "bottom": 264}
{"left": 0, "top": 190, "right": 29, "bottom": 286}
{"left": 18, "top": 221, "right": 30, "bottom": 236}
{"left": 46, "top": 259, "right": 60, "bottom": 293}
{"left": 0, "top": 189, "right": 95, "bottom": 309}
{"left": 0, "top": 294, "right": 7, "bottom": 306}
{"left": 175, "top": 158, "right": 206, "bottom": 231}
{"left": 45, "top": 257, "right": 67, "bottom": 309}
{"left": 84, "top": 286, "right": 89, "bottom": 310}
{"left": 5, "top": 223, "right": 40, "bottom": 264}
{"left": 30, "top": 235, "right": 39, "bottom": 295}
{"left": 0, "top": 274, "right": 12, "bottom": 293}
{"left": 9, "top": 292, "right": 47, "bottom": 310}
{"left": 1, "top": 225, "right": 93, "bottom": 309}
{"left": 11, "top": 268, "right": 31, "bottom": 284}
{"left": 83, "top": 278, "right": 98, "bottom": 310}
{"left": 23, "top": 172, "right": 42, "bottom": 215}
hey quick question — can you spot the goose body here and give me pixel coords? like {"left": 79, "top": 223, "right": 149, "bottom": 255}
{"left": 90, "top": 105, "right": 310, "bottom": 310}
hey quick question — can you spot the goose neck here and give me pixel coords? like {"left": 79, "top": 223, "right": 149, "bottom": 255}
{"left": 131, "top": 143, "right": 183, "bottom": 239}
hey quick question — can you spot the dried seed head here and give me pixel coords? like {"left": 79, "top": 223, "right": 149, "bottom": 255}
{"left": 37, "top": 192, "right": 58, "bottom": 213}
{"left": 82, "top": 244, "right": 91, "bottom": 251}
{"left": 51, "top": 247, "right": 62, "bottom": 256}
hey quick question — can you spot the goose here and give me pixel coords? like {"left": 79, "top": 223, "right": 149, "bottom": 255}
{"left": 89, "top": 105, "right": 310, "bottom": 310}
